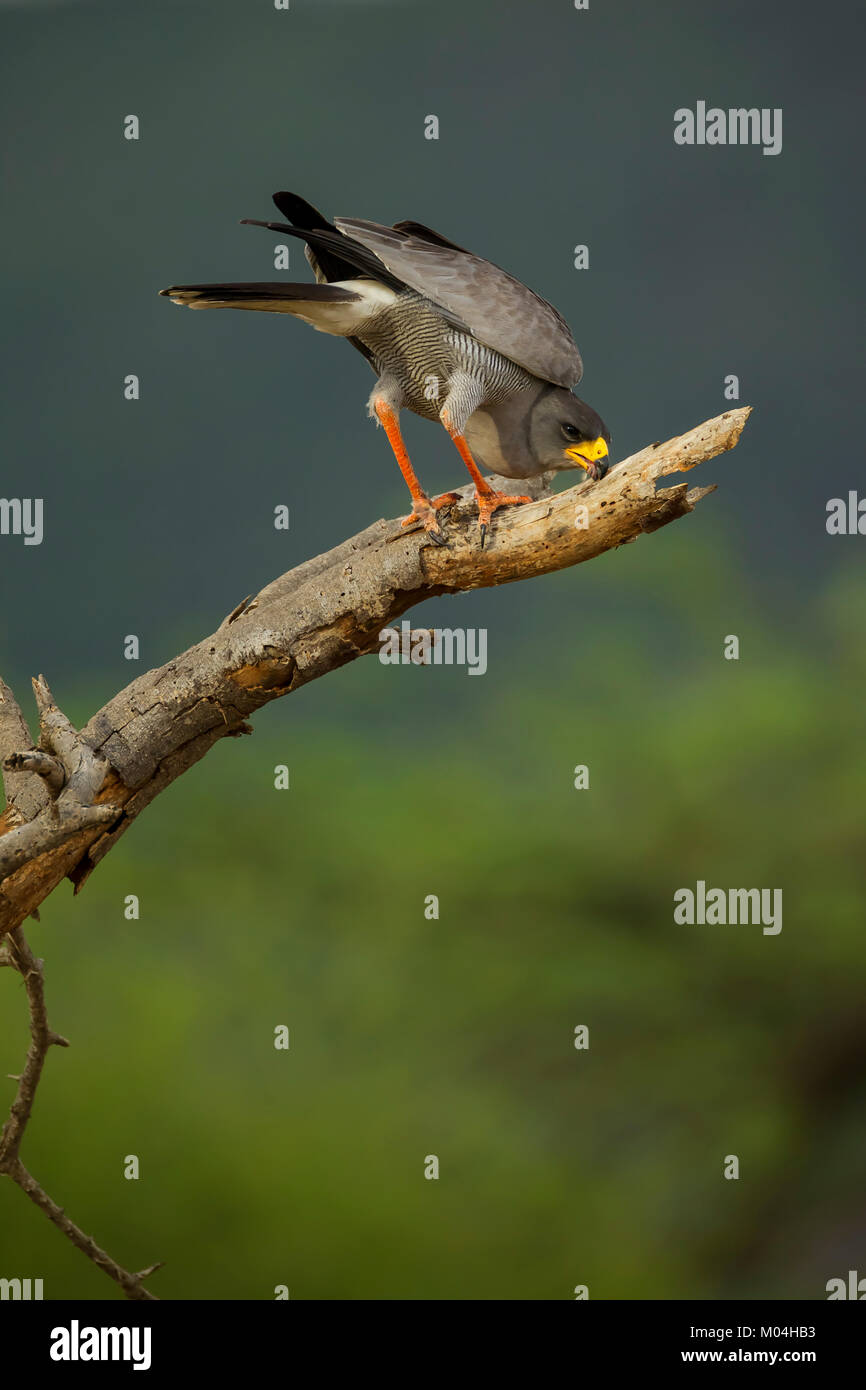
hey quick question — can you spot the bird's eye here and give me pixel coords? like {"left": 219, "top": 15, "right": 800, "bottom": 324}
{"left": 561, "top": 423, "right": 582, "bottom": 441}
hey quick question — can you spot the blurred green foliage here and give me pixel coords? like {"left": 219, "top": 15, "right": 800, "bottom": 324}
{"left": 2, "top": 540, "right": 864, "bottom": 1300}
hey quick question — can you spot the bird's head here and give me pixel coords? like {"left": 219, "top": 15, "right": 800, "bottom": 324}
{"left": 530, "top": 387, "right": 611, "bottom": 479}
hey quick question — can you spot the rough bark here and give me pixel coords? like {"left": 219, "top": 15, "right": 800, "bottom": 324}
{"left": 0, "top": 406, "right": 751, "bottom": 933}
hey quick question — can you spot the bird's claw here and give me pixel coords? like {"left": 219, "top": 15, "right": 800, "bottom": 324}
{"left": 474, "top": 490, "right": 532, "bottom": 547}
{"left": 401, "top": 493, "right": 455, "bottom": 545}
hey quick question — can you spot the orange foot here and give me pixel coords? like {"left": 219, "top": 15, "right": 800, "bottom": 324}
{"left": 474, "top": 489, "right": 532, "bottom": 548}
{"left": 400, "top": 491, "right": 460, "bottom": 546}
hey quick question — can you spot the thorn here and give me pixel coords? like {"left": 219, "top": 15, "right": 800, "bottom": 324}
{"left": 135, "top": 1261, "right": 165, "bottom": 1281}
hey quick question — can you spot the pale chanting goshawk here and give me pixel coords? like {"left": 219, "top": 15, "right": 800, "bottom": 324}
{"left": 161, "top": 191, "right": 610, "bottom": 546}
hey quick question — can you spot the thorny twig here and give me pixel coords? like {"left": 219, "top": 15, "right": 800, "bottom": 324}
{"left": 0, "top": 930, "right": 162, "bottom": 1300}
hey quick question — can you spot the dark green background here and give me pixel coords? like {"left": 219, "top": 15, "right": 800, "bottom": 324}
{"left": 1, "top": 0, "right": 863, "bottom": 1299}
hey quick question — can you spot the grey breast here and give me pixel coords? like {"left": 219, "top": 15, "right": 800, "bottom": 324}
{"left": 357, "top": 289, "right": 535, "bottom": 422}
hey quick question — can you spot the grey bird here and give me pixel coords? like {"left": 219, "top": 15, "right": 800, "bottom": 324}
{"left": 160, "top": 191, "right": 610, "bottom": 546}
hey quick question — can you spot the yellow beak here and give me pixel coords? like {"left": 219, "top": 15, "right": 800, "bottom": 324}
{"left": 565, "top": 436, "right": 609, "bottom": 469}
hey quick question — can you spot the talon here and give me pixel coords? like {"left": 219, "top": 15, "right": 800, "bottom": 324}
{"left": 400, "top": 493, "right": 452, "bottom": 543}
{"left": 474, "top": 489, "right": 533, "bottom": 543}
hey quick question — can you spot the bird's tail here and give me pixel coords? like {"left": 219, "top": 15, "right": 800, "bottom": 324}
{"left": 159, "top": 281, "right": 361, "bottom": 312}
{"left": 158, "top": 278, "right": 398, "bottom": 337}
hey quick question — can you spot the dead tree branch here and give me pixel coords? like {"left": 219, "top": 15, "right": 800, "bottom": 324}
{"left": 0, "top": 406, "right": 750, "bottom": 932}
{"left": 0, "top": 404, "right": 750, "bottom": 1298}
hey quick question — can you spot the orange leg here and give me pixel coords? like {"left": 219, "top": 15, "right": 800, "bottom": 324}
{"left": 373, "top": 398, "right": 457, "bottom": 544}
{"left": 441, "top": 415, "right": 531, "bottom": 547}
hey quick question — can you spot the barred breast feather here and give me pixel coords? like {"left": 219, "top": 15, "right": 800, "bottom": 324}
{"left": 356, "top": 290, "right": 534, "bottom": 421}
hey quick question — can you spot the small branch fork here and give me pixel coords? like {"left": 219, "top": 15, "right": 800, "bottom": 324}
{"left": 0, "top": 676, "right": 119, "bottom": 880}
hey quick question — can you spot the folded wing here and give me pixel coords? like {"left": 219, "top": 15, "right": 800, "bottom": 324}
{"left": 335, "top": 217, "right": 583, "bottom": 388}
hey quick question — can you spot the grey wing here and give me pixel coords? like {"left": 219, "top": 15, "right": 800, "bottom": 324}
{"left": 334, "top": 217, "right": 583, "bottom": 388}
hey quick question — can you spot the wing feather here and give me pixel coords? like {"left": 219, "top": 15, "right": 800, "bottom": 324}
{"left": 334, "top": 217, "right": 583, "bottom": 387}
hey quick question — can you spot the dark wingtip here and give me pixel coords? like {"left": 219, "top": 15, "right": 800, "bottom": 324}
{"left": 272, "top": 191, "right": 333, "bottom": 230}
{"left": 240, "top": 217, "right": 292, "bottom": 233}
